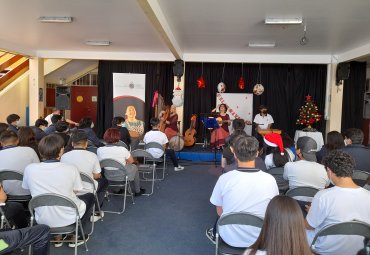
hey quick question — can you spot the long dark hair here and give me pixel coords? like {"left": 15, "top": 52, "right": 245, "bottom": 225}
{"left": 78, "top": 117, "right": 93, "bottom": 129}
{"left": 325, "top": 131, "right": 345, "bottom": 151}
{"left": 248, "top": 196, "right": 312, "bottom": 255}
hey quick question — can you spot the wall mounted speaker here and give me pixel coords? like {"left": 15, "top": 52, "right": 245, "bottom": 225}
{"left": 55, "top": 86, "right": 71, "bottom": 110}
{"left": 173, "top": 59, "right": 184, "bottom": 81}
{"left": 336, "top": 62, "right": 350, "bottom": 84}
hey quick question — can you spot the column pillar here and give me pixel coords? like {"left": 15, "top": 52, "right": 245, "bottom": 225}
{"left": 29, "top": 57, "right": 45, "bottom": 125}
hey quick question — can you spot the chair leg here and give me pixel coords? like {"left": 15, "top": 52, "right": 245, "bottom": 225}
{"left": 78, "top": 219, "right": 88, "bottom": 253}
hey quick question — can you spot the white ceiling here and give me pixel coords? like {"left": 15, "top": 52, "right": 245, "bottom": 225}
{"left": 1, "top": 0, "right": 370, "bottom": 63}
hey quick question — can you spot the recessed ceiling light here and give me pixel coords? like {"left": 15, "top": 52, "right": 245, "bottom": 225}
{"left": 85, "top": 40, "right": 111, "bottom": 46}
{"left": 39, "top": 16, "right": 73, "bottom": 23}
{"left": 248, "top": 41, "right": 276, "bottom": 48}
{"left": 265, "top": 18, "right": 303, "bottom": 25}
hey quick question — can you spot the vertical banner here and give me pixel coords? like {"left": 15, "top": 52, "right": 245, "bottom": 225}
{"left": 113, "top": 73, "right": 146, "bottom": 121}
{"left": 216, "top": 93, "right": 253, "bottom": 135}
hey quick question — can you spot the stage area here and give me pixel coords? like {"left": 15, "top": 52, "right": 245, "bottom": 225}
{"left": 175, "top": 143, "right": 222, "bottom": 162}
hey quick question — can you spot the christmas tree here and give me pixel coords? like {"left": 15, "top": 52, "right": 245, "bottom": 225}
{"left": 296, "top": 95, "right": 321, "bottom": 131}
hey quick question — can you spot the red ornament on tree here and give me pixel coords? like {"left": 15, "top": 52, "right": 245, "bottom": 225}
{"left": 197, "top": 76, "right": 205, "bottom": 89}
{"left": 238, "top": 76, "right": 245, "bottom": 90}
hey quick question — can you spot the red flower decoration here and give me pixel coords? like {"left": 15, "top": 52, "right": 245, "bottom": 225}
{"left": 197, "top": 76, "right": 205, "bottom": 89}
{"left": 238, "top": 76, "right": 245, "bottom": 90}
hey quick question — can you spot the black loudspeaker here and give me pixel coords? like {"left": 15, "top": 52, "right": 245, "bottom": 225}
{"left": 336, "top": 62, "right": 350, "bottom": 84}
{"left": 173, "top": 59, "right": 184, "bottom": 81}
{"left": 55, "top": 86, "right": 71, "bottom": 110}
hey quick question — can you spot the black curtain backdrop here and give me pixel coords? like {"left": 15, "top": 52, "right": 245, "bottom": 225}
{"left": 97, "top": 60, "right": 174, "bottom": 137}
{"left": 184, "top": 63, "right": 327, "bottom": 141}
{"left": 341, "top": 61, "right": 367, "bottom": 131}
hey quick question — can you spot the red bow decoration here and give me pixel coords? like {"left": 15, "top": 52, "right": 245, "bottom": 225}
{"left": 197, "top": 76, "right": 205, "bottom": 89}
{"left": 238, "top": 76, "right": 245, "bottom": 90}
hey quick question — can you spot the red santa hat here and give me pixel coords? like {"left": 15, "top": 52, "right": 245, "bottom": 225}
{"left": 264, "top": 133, "right": 284, "bottom": 155}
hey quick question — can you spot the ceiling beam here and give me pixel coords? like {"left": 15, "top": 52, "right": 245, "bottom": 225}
{"left": 136, "top": 0, "right": 182, "bottom": 60}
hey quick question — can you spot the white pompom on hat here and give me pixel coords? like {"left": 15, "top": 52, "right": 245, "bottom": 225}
{"left": 264, "top": 133, "right": 284, "bottom": 155}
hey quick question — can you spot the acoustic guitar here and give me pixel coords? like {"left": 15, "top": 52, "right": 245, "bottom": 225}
{"left": 184, "top": 114, "right": 197, "bottom": 147}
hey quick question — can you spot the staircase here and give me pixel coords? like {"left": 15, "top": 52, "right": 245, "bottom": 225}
{"left": 0, "top": 50, "right": 29, "bottom": 91}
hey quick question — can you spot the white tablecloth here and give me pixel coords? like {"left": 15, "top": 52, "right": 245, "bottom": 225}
{"left": 294, "top": 130, "right": 324, "bottom": 151}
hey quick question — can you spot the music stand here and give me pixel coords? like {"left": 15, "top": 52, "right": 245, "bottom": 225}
{"left": 200, "top": 115, "right": 220, "bottom": 148}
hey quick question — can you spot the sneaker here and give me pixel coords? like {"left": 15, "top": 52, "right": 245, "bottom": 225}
{"left": 68, "top": 235, "right": 89, "bottom": 248}
{"left": 174, "top": 165, "right": 184, "bottom": 171}
{"left": 134, "top": 188, "right": 146, "bottom": 196}
{"left": 206, "top": 228, "right": 216, "bottom": 244}
{"left": 54, "top": 235, "right": 66, "bottom": 248}
{"left": 90, "top": 211, "right": 104, "bottom": 223}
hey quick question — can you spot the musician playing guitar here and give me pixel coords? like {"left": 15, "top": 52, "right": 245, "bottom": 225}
{"left": 210, "top": 103, "right": 231, "bottom": 149}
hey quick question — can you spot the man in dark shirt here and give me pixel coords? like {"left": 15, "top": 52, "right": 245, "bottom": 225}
{"left": 342, "top": 128, "right": 370, "bottom": 174}
{"left": 31, "top": 118, "right": 48, "bottom": 142}
{"left": 6, "top": 114, "right": 20, "bottom": 134}
{"left": 44, "top": 114, "right": 62, "bottom": 135}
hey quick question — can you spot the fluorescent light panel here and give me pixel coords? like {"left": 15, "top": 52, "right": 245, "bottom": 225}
{"left": 39, "top": 16, "right": 73, "bottom": 23}
{"left": 85, "top": 40, "right": 111, "bottom": 46}
{"left": 265, "top": 18, "right": 302, "bottom": 25}
{"left": 248, "top": 42, "right": 276, "bottom": 48}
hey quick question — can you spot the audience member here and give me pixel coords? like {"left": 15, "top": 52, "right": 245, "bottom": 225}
{"left": 0, "top": 225, "right": 50, "bottom": 255}
{"left": 44, "top": 108, "right": 78, "bottom": 126}
{"left": 97, "top": 128, "right": 145, "bottom": 196}
{"left": 0, "top": 122, "right": 9, "bottom": 149}
{"left": 281, "top": 132, "right": 296, "bottom": 161}
{"left": 55, "top": 120, "right": 70, "bottom": 146}
{"left": 316, "top": 131, "right": 344, "bottom": 163}
{"left": 22, "top": 134, "right": 94, "bottom": 247}
{"left": 143, "top": 117, "right": 184, "bottom": 171}
{"left": 78, "top": 117, "right": 104, "bottom": 147}
{"left": 44, "top": 114, "right": 62, "bottom": 135}
{"left": 18, "top": 126, "right": 40, "bottom": 159}
{"left": 6, "top": 114, "right": 20, "bottom": 134}
{"left": 61, "top": 130, "right": 108, "bottom": 220}
{"left": 305, "top": 150, "right": 370, "bottom": 255}
{"left": 31, "top": 118, "right": 48, "bottom": 142}
{"left": 111, "top": 116, "right": 131, "bottom": 147}
{"left": 263, "top": 133, "right": 291, "bottom": 170}
{"left": 342, "top": 128, "right": 370, "bottom": 173}
{"left": 283, "top": 136, "right": 329, "bottom": 189}
{"left": 206, "top": 136, "right": 278, "bottom": 247}
{"left": 0, "top": 130, "right": 39, "bottom": 196}
{"left": 244, "top": 196, "right": 312, "bottom": 255}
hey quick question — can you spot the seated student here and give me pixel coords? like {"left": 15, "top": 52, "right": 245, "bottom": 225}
{"left": 61, "top": 130, "right": 108, "bottom": 220}
{"left": 206, "top": 136, "right": 278, "bottom": 247}
{"left": 305, "top": 150, "right": 370, "bottom": 255}
{"left": 143, "top": 117, "right": 184, "bottom": 171}
{"left": 31, "top": 118, "right": 48, "bottom": 142}
{"left": 111, "top": 116, "right": 131, "bottom": 147}
{"left": 0, "top": 122, "right": 8, "bottom": 150}
{"left": 283, "top": 136, "right": 329, "bottom": 190}
{"left": 22, "top": 134, "right": 95, "bottom": 247}
{"left": 0, "top": 225, "right": 50, "bottom": 255}
{"left": 316, "top": 130, "right": 345, "bottom": 163}
{"left": 45, "top": 108, "right": 78, "bottom": 127}
{"left": 97, "top": 128, "right": 145, "bottom": 196}
{"left": 263, "top": 133, "right": 291, "bottom": 170}
{"left": 243, "top": 196, "right": 312, "bottom": 255}
{"left": 6, "top": 114, "right": 21, "bottom": 134}
{"left": 342, "top": 128, "right": 370, "bottom": 174}
{"left": 0, "top": 130, "right": 39, "bottom": 196}
{"left": 44, "top": 114, "right": 62, "bottom": 135}
{"left": 55, "top": 120, "right": 70, "bottom": 147}
{"left": 78, "top": 117, "right": 104, "bottom": 147}
{"left": 18, "top": 126, "right": 41, "bottom": 159}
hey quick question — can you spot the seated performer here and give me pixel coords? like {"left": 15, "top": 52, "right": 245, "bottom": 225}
{"left": 210, "top": 104, "right": 231, "bottom": 149}
{"left": 163, "top": 105, "right": 179, "bottom": 140}
{"left": 253, "top": 105, "right": 274, "bottom": 131}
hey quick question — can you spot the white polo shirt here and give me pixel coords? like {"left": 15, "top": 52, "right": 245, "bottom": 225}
{"left": 61, "top": 149, "right": 101, "bottom": 194}
{"left": 143, "top": 130, "right": 168, "bottom": 158}
{"left": 283, "top": 160, "right": 329, "bottom": 190}
{"left": 0, "top": 146, "right": 39, "bottom": 195}
{"left": 306, "top": 186, "right": 370, "bottom": 255}
{"left": 210, "top": 169, "right": 279, "bottom": 247}
{"left": 253, "top": 114, "right": 274, "bottom": 130}
{"left": 97, "top": 145, "right": 131, "bottom": 166}
{"left": 22, "top": 162, "right": 86, "bottom": 228}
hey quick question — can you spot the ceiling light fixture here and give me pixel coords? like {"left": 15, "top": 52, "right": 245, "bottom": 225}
{"left": 265, "top": 18, "right": 303, "bottom": 25}
{"left": 248, "top": 41, "right": 276, "bottom": 48}
{"left": 39, "top": 16, "right": 73, "bottom": 23}
{"left": 85, "top": 40, "right": 111, "bottom": 46}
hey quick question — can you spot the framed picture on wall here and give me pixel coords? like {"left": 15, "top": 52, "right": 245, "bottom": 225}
{"left": 38, "top": 88, "right": 43, "bottom": 102}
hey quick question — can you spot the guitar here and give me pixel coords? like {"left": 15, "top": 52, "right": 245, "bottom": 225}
{"left": 216, "top": 117, "right": 231, "bottom": 126}
{"left": 184, "top": 114, "right": 197, "bottom": 147}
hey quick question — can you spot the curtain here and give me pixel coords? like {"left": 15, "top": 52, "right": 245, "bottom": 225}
{"left": 97, "top": 61, "right": 174, "bottom": 137}
{"left": 183, "top": 63, "right": 327, "bottom": 141}
{"left": 341, "top": 61, "right": 367, "bottom": 131}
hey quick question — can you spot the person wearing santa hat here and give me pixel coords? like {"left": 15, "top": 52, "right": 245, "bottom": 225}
{"left": 263, "top": 133, "right": 291, "bottom": 170}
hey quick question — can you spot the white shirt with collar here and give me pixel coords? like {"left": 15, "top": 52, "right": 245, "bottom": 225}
{"left": 253, "top": 114, "right": 274, "bottom": 130}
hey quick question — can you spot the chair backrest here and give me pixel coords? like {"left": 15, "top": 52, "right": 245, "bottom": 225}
{"left": 268, "top": 167, "right": 289, "bottom": 191}
{"left": 216, "top": 212, "right": 264, "bottom": 232}
{"left": 79, "top": 172, "right": 96, "bottom": 191}
{"left": 28, "top": 193, "right": 79, "bottom": 217}
{"left": 116, "top": 141, "right": 129, "bottom": 150}
{"left": 131, "top": 149, "right": 155, "bottom": 161}
{"left": 352, "top": 170, "right": 370, "bottom": 187}
{"left": 285, "top": 186, "right": 319, "bottom": 199}
{"left": 0, "top": 170, "right": 24, "bottom": 181}
{"left": 310, "top": 221, "right": 370, "bottom": 249}
{"left": 99, "top": 158, "right": 126, "bottom": 170}
{"left": 144, "top": 142, "right": 164, "bottom": 152}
